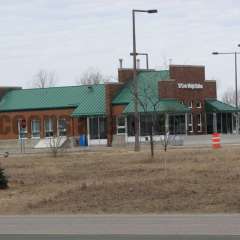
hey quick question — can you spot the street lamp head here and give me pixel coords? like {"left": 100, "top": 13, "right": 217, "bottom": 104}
{"left": 147, "top": 9, "right": 158, "bottom": 13}
{"left": 212, "top": 52, "right": 219, "bottom": 55}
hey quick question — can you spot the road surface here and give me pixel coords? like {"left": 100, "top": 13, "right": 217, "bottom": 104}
{"left": 0, "top": 235, "right": 239, "bottom": 240}
{"left": 0, "top": 214, "right": 240, "bottom": 235}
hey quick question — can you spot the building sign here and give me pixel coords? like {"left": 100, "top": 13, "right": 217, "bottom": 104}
{"left": 177, "top": 83, "right": 203, "bottom": 90}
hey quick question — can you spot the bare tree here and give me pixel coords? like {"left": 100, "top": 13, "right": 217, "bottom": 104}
{"left": 76, "top": 68, "right": 109, "bottom": 85}
{"left": 222, "top": 88, "right": 240, "bottom": 106}
{"left": 33, "top": 69, "right": 57, "bottom": 88}
{"left": 129, "top": 79, "right": 182, "bottom": 158}
{"left": 129, "top": 81, "right": 161, "bottom": 159}
{"left": 49, "top": 136, "right": 67, "bottom": 158}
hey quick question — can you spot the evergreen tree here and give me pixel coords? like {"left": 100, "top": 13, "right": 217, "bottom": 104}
{"left": 0, "top": 167, "right": 8, "bottom": 189}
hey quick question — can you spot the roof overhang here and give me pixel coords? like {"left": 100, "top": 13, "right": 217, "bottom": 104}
{"left": 205, "top": 100, "right": 239, "bottom": 113}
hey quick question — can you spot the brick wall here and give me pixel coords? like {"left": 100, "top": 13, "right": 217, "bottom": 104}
{"left": 169, "top": 65, "right": 205, "bottom": 83}
{"left": 158, "top": 80, "right": 177, "bottom": 99}
{"left": 118, "top": 68, "right": 133, "bottom": 84}
{"left": 204, "top": 81, "right": 217, "bottom": 99}
{"left": 0, "top": 108, "right": 84, "bottom": 140}
{"left": 158, "top": 65, "right": 217, "bottom": 134}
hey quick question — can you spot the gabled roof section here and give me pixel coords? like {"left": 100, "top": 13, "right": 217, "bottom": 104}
{"left": 112, "top": 69, "right": 189, "bottom": 114}
{"left": 205, "top": 99, "right": 238, "bottom": 112}
{"left": 112, "top": 70, "right": 169, "bottom": 105}
{"left": 0, "top": 85, "right": 106, "bottom": 115}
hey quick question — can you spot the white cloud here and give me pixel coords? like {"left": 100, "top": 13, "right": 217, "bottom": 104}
{"left": 0, "top": 0, "right": 240, "bottom": 97}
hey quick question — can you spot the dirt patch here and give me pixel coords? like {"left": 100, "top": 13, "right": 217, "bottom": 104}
{"left": 0, "top": 147, "right": 240, "bottom": 214}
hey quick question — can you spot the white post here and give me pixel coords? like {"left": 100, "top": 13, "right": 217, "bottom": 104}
{"left": 87, "top": 117, "right": 90, "bottom": 146}
{"left": 139, "top": 114, "right": 141, "bottom": 143}
{"left": 125, "top": 116, "right": 128, "bottom": 144}
{"left": 165, "top": 113, "right": 169, "bottom": 133}
{"left": 237, "top": 112, "right": 239, "bottom": 135}
{"left": 213, "top": 113, "right": 217, "bottom": 133}
{"left": 185, "top": 113, "right": 188, "bottom": 135}
{"left": 221, "top": 113, "right": 223, "bottom": 133}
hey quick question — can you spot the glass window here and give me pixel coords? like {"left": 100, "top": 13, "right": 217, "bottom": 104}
{"left": 89, "top": 117, "right": 98, "bottom": 139}
{"left": 127, "top": 115, "right": 135, "bottom": 136}
{"left": 196, "top": 101, "right": 202, "bottom": 108}
{"left": 197, "top": 113, "right": 202, "bottom": 132}
{"left": 188, "top": 114, "right": 193, "bottom": 132}
{"left": 45, "top": 118, "right": 54, "bottom": 137}
{"left": 18, "top": 119, "right": 27, "bottom": 139}
{"left": 207, "top": 113, "right": 213, "bottom": 134}
{"left": 217, "top": 113, "right": 222, "bottom": 133}
{"left": 99, "top": 117, "right": 107, "bottom": 139}
{"left": 31, "top": 119, "right": 40, "bottom": 138}
{"left": 154, "top": 113, "right": 165, "bottom": 135}
{"left": 140, "top": 114, "right": 152, "bottom": 136}
{"left": 89, "top": 117, "right": 107, "bottom": 139}
{"left": 140, "top": 113, "right": 166, "bottom": 136}
{"left": 188, "top": 101, "right": 193, "bottom": 109}
{"left": 169, "top": 115, "right": 185, "bottom": 134}
{"left": 58, "top": 119, "right": 67, "bottom": 136}
{"left": 117, "top": 116, "right": 125, "bottom": 135}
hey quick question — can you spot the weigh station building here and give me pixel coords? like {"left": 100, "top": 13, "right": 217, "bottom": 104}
{"left": 0, "top": 65, "right": 238, "bottom": 146}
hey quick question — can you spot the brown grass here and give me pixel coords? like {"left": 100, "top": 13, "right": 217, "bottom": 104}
{"left": 0, "top": 146, "right": 240, "bottom": 214}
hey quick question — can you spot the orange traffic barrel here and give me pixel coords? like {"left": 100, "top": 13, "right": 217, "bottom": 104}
{"left": 212, "top": 133, "right": 221, "bottom": 149}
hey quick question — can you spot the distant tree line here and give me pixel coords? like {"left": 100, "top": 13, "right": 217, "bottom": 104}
{"left": 31, "top": 67, "right": 116, "bottom": 89}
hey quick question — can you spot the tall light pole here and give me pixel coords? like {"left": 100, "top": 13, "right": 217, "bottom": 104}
{"left": 212, "top": 51, "right": 240, "bottom": 108}
{"left": 132, "top": 9, "right": 158, "bottom": 152}
{"left": 212, "top": 51, "right": 240, "bottom": 134}
{"left": 130, "top": 52, "right": 149, "bottom": 69}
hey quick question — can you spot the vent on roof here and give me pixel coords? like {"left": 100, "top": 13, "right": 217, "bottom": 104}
{"left": 119, "top": 58, "right": 123, "bottom": 69}
{"left": 137, "top": 59, "right": 140, "bottom": 69}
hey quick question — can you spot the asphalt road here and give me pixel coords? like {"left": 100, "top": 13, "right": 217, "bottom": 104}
{"left": 0, "top": 235, "right": 239, "bottom": 240}
{"left": 0, "top": 214, "right": 240, "bottom": 235}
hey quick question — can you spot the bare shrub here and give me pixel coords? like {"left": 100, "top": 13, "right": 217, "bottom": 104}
{"left": 49, "top": 136, "right": 68, "bottom": 158}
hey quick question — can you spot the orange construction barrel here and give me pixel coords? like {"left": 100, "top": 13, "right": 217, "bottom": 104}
{"left": 212, "top": 133, "right": 221, "bottom": 149}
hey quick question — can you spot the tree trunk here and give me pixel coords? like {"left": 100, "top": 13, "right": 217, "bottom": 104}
{"left": 150, "top": 126, "right": 154, "bottom": 158}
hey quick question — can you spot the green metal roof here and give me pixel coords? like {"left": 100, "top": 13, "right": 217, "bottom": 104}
{"left": 71, "top": 85, "right": 106, "bottom": 116}
{"left": 112, "top": 70, "right": 169, "bottom": 105}
{"left": 205, "top": 99, "right": 238, "bottom": 113}
{"left": 0, "top": 85, "right": 106, "bottom": 116}
{"left": 123, "top": 99, "right": 189, "bottom": 114}
{"left": 112, "top": 70, "right": 189, "bottom": 114}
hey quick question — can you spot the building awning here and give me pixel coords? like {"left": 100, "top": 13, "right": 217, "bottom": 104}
{"left": 205, "top": 99, "right": 238, "bottom": 113}
{"left": 71, "top": 103, "right": 106, "bottom": 117}
{"left": 123, "top": 99, "right": 190, "bottom": 114}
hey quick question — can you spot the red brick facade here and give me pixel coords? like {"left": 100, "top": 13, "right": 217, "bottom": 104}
{"left": 159, "top": 65, "right": 217, "bottom": 134}
{"left": 0, "top": 65, "right": 218, "bottom": 142}
{"left": 0, "top": 108, "right": 85, "bottom": 140}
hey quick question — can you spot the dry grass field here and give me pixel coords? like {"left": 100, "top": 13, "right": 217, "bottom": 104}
{"left": 0, "top": 146, "right": 240, "bottom": 214}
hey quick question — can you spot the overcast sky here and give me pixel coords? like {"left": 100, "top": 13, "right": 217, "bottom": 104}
{"left": 1, "top": 0, "right": 240, "bottom": 97}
